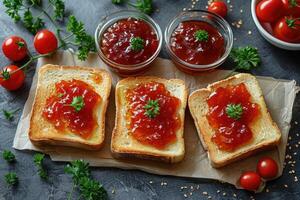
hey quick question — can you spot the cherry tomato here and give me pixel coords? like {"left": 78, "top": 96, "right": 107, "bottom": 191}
{"left": 256, "top": 0, "right": 283, "bottom": 23}
{"left": 34, "top": 29, "right": 58, "bottom": 54}
{"left": 0, "top": 65, "right": 25, "bottom": 91}
{"left": 273, "top": 16, "right": 300, "bottom": 43}
{"left": 239, "top": 171, "right": 262, "bottom": 191}
{"left": 2, "top": 36, "right": 28, "bottom": 61}
{"left": 257, "top": 157, "right": 278, "bottom": 179}
{"left": 208, "top": 1, "right": 228, "bottom": 18}
{"left": 282, "top": 0, "right": 300, "bottom": 17}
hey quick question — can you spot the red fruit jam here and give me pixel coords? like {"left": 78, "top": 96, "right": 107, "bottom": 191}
{"left": 170, "top": 20, "right": 225, "bottom": 65}
{"left": 206, "top": 83, "right": 260, "bottom": 151}
{"left": 43, "top": 79, "right": 101, "bottom": 139}
{"left": 100, "top": 18, "right": 159, "bottom": 65}
{"left": 126, "top": 82, "right": 181, "bottom": 149}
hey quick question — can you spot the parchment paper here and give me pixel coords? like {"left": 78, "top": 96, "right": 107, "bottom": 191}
{"left": 13, "top": 51, "right": 298, "bottom": 187}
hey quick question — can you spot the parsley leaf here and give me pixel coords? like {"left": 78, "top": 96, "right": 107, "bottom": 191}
{"left": 64, "top": 160, "right": 90, "bottom": 185}
{"left": 49, "top": 0, "right": 65, "bottom": 20}
{"left": 230, "top": 46, "right": 261, "bottom": 71}
{"left": 69, "top": 96, "right": 85, "bottom": 112}
{"left": 128, "top": 0, "right": 154, "bottom": 15}
{"left": 2, "top": 150, "right": 16, "bottom": 163}
{"left": 33, "top": 153, "right": 48, "bottom": 180}
{"left": 27, "top": 0, "right": 41, "bottom": 6}
{"left": 226, "top": 104, "right": 243, "bottom": 120}
{"left": 144, "top": 99, "right": 160, "bottom": 118}
{"left": 130, "top": 37, "right": 144, "bottom": 52}
{"left": 79, "top": 177, "right": 108, "bottom": 200}
{"left": 194, "top": 30, "right": 209, "bottom": 42}
{"left": 112, "top": 0, "right": 124, "bottom": 4}
{"left": 3, "top": 0, "right": 22, "bottom": 22}
{"left": 23, "top": 9, "right": 45, "bottom": 34}
{"left": 2, "top": 108, "right": 20, "bottom": 121}
{"left": 67, "top": 15, "right": 96, "bottom": 60}
{"left": 5, "top": 172, "right": 18, "bottom": 186}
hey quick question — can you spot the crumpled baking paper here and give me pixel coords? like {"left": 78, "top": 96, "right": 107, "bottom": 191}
{"left": 13, "top": 51, "right": 298, "bottom": 187}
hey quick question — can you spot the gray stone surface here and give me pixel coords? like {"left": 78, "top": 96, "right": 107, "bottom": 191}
{"left": 0, "top": 0, "right": 300, "bottom": 199}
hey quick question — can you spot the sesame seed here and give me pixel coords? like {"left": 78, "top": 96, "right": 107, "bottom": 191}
{"left": 208, "top": 196, "right": 212, "bottom": 199}
{"left": 233, "top": 193, "right": 237, "bottom": 197}
{"left": 223, "top": 192, "right": 226, "bottom": 196}
{"left": 149, "top": 181, "right": 153, "bottom": 184}
{"left": 184, "top": 194, "right": 188, "bottom": 198}
{"left": 284, "top": 184, "right": 288, "bottom": 188}
{"left": 203, "top": 191, "right": 208, "bottom": 195}
{"left": 217, "top": 190, "right": 220, "bottom": 193}
{"left": 248, "top": 31, "right": 252, "bottom": 35}
{"left": 266, "top": 188, "right": 269, "bottom": 192}
{"left": 111, "top": 189, "right": 115, "bottom": 194}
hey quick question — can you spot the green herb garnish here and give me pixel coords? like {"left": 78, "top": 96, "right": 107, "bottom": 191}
{"left": 194, "top": 29, "right": 209, "bottom": 42}
{"left": 144, "top": 99, "right": 160, "bottom": 118}
{"left": 65, "top": 160, "right": 108, "bottom": 200}
{"left": 128, "top": 0, "right": 154, "bottom": 15}
{"left": 2, "top": 108, "right": 20, "bottom": 121}
{"left": 226, "top": 104, "right": 243, "bottom": 120}
{"left": 67, "top": 15, "right": 96, "bottom": 60}
{"left": 230, "top": 46, "right": 261, "bottom": 71}
{"left": 5, "top": 172, "right": 18, "bottom": 186}
{"left": 69, "top": 96, "right": 85, "bottom": 112}
{"left": 79, "top": 177, "right": 108, "bottom": 200}
{"left": 49, "top": 0, "right": 65, "bottom": 20}
{"left": 33, "top": 153, "right": 48, "bottom": 180}
{"left": 130, "top": 37, "right": 145, "bottom": 52}
{"left": 2, "top": 150, "right": 16, "bottom": 163}
{"left": 112, "top": 0, "right": 124, "bottom": 4}
{"left": 289, "top": 0, "right": 299, "bottom": 7}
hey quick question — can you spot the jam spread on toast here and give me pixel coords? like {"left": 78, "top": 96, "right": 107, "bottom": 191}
{"left": 206, "top": 83, "right": 260, "bottom": 151}
{"left": 126, "top": 82, "right": 181, "bottom": 149}
{"left": 43, "top": 79, "right": 101, "bottom": 139}
{"left": 170, "top": 20, "right": 225, "bottom": 65}
{"left": 101, "top": 18, "right": 159, "bottom": 65}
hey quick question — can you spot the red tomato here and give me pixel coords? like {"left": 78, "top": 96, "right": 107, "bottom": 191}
{"left": 0, "top": 65, "right": 25, "bottom": 91}
{"left": 34, "top": 29, "right": 58, "bottom": 54}
{"left": 273, "top": 16, "right": 300, "bottom": 43}
{"left": 282, "top": 0, "right": 300, "bottom": 17}
{"left": 239, "top": 171, "right": 262, "bottom": 191}
{"left": 2, "top": 36, "right": 28, "bottom": 61}
{"left": 256, "top": 0, "right": 283, "bottom": 23}
{"left": 208, "top": 1, "right": 228, "bottom": 18}
{"left": 257, "top": 157, "right": 278, "bottom": 179}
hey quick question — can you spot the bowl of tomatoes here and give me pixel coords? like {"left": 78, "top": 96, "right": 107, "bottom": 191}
{"left": 251, "top": 0, "right": 300, "bottom": 50}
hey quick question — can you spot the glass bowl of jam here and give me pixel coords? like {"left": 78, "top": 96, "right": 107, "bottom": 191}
{"left": 95, "top": 10, "right": 162, "bottom": 76}
{"left": 165, "top": 10, "right": 233, "bottom": 74}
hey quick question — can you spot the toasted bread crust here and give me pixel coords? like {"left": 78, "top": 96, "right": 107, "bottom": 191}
{"left": 188, "top": 73, "right": 282, "bottom": 168}
{"left": 111, "top": 76, "right": 188, "bottom": 163}
{"left": 29, "top": 64, "right": 112, "bottom": 150}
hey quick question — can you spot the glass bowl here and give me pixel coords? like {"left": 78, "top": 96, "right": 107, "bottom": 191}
{"left": 164, "top": 10, "right": 233, "bottom": 74}
{"left": 95, "top": 10, "right": 162, "bottom": 76}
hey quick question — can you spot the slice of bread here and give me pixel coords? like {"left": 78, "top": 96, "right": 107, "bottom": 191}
{"left": 29, "top": 64, "right": 112, "bottom": 150}
{"left": 111, "top": 76, "right": 188, "bottom": 163}
{"left": 188, "top": 73, "right": 281, "bottom": 168}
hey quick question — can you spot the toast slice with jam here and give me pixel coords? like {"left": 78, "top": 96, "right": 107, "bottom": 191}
{"left": 188, "top": 73, "right": 281, "bottom": 168}
{"left": 111, "top": 76, "right": 188, "bottom": 163}
{"left": 29, "top": 64, "right": 112, "bottom": 150}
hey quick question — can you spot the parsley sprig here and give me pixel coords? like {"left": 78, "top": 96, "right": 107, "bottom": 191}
{"left": 113, "top": 0, "right": 154, "bottom": 15}
{"left": 65, "top": 160, "right": 108, "bottom": 200}
{"left": 195, "top": 30, "right": 209, "bottom": 42}
{"left": 67, "top": 16, "right": 96, "bottom": 61}
{"left": 2, "top": 108, "right": 20, "bottom": 121}
{"left": 226, "top": 104, "right": 243, "bottom": 120}
{"left": 230, "top": 46, "right": 261, "bottom": 71}
{"left": 144, "top": 99, "right": 160, "bottom": 118}
{"left": 5, "top": 172, "right": 18, "bottom": 186}
{"left": 69, "top": 96, "right": 85, "bottom": 112}
{"left": 2, "top": 150, "right": 16, "bottom": 163}
{"left": 130, "top": 37, "right": 145, "bottom": 52}
{"left": 33, "top": 153, "right": 48, "bottom": 180}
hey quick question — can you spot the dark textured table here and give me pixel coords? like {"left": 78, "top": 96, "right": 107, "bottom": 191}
{"left": 0, "top": 0, "right": 300, "bottom": 199}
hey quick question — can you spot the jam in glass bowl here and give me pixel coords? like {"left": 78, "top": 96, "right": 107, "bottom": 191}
{"left": 95, "top": 10, "right": 162, "bottom": 76}
{"left": 165, "top": 10, "right": 233, "bottom": 74}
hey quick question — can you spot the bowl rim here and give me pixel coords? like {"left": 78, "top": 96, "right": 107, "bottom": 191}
{"left": 94, "top": 10, "right": 163, "bottom": 70}
{"left": 164, "top": 10, "right": 233, "bottom": 70}
{"left": 251, "top": 0, "right": 300, "bottom": 47}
